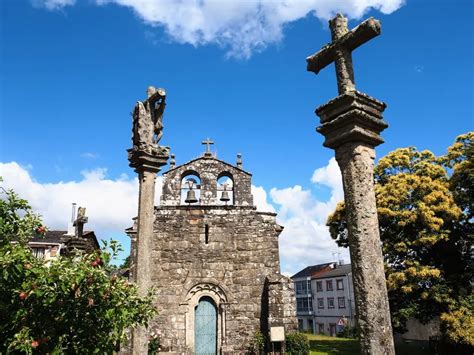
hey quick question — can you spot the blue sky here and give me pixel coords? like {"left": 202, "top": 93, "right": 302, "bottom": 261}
{"left": 1, "top": 0, "right": 473, "bottom": 273}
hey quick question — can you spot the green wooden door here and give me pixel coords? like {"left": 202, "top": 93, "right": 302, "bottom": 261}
{"left": 195, "top": 297, "right": 217, "bottom": 355}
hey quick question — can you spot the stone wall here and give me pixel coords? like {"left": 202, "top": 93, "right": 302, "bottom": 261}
{"left": 160, "top": 156, "right": 253, "bottom": 207}
{"left": 150, "top": 205, "right": 296, "bottom": 353}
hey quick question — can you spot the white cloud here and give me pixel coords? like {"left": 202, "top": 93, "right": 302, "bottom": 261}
{"left": 32, "top": 0, "right": 76, "bottom": 10}
{"left": 251, "top": 185, "right": 275, "bottom": 213}
{"left": 36, "top": 0, "right": 405, "bottom": 58}
{"left": 270, "top": 158, "right": 348, "bottom": 275}
{"left": 0, "top": 162, "right": 163, "bottom": 249}
{"left": 80, "top": 152, "right": 99, "bottom": 159}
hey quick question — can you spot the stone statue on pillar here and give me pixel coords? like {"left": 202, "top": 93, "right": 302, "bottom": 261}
{"left": 306, "top": 14, "right": 395, "bottom": 354}
{"left": 127, "top": 86, "right": 170, "bottom": 354}
{"left": 130, "top": 86, "right": 169, "bottom": 163}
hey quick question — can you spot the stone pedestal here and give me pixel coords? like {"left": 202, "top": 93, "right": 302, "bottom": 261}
{"left": 316, "top": 90, "right": 395, "bottom": 355}
{"left": 128, "top": 147, "right": 169, "bottom": 355}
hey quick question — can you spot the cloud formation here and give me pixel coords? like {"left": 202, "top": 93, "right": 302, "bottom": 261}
{"left": 32, "top": 0, "right": 76, "bottom": 10}
{"left": 270, "top": 158, "right": 348, "bottom": 274}
{"left": 34, "top": 0, "right": 405, "bottom": 58}
{"left": 1, "top": 158, "right": 347, "bottom": 274}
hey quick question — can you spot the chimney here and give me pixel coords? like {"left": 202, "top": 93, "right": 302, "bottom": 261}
{"left": 66, "top": 203, "right": 77, "bottom": 236}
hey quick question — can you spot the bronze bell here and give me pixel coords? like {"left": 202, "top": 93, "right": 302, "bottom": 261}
{"left": 185, "top": 188, "right": 198, "bottom": 204}
{"left": 220, "top": 188, "right": 230, "bottom": 204}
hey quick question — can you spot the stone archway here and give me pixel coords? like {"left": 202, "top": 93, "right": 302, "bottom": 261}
{"left": 183, "top": 283, "right": 228, "bottom": 352}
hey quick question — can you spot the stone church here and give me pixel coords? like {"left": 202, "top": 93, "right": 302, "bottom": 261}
{"left": 128, "top": 147, "right": 297, "bottom": 354}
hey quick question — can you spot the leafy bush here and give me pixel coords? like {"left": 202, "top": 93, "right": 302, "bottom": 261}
{"left": 249, "top": 330, "right": 266, "bottom": 354}
{"left": 0, "top": 184, "right": 157, "bottom": 354}
{"left": 286, "top": 332, "right": 310, "bottom": 355}
{"left": 337, "top": 325, "right": 359, "bottom": 339}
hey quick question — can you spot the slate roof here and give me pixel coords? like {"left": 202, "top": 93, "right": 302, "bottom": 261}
{"left": 315, "top": 264, "right": 352, "bottom": 279}
{"left": 290, "top": 262, "right": 334, "bottom": 279}
{"left": 291, "top": 263, "right": 352, "bottom": 280}
{"left": 29, "top": 230, "right": 100, "bottom": 250}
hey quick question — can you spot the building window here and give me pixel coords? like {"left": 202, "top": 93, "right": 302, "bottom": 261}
{"left": 316, "top": 281, "right": 323, "bottom": 292}
{"left": 32, "top": 247, "right": 45, "bottom": 259}
{"left": 328, "top": 297, "right": 335, "bottom": 309}
{"left": 317, "top": 298, "right": 324, "bottom": 309}
{"left": 337, "top": 279, "right": 344, "bottom": 290}
{"left": 308, "top": 319, "right": 314, "bottom": 333}
{"left": 295, "top": 280, "right": 312, "bottom": 295}
{"left": 298, "top": 319, "right": 304, "bottom": 331}
{"left": 297, "top": 298, "right": 312, "bottom": 312}
{"left": 338, "top": 297, "right": 346, "bottom": 308}
{"left": 326, "top": 280, "right": 333, "bottom": 291}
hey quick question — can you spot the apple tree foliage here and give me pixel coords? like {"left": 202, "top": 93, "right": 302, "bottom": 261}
{"left": 327, "top": 133, "right": 473, "bottom": 346}
{"left": 0, "top": 184, "right": 157, "bottom": 354}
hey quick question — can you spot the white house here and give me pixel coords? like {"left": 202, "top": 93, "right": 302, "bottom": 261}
{"left": 291, "top": 262, "right": 355, "bottom": 336}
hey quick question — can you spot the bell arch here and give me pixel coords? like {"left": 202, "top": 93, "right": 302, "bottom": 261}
{"left": 183, "top": 282, "right": 228, "bottom": 352}
{"left": 181, "top": 170, "right": 201, "bottom": 205}
{"left": 217, "top": 171, "right": 234, "bottom": 205}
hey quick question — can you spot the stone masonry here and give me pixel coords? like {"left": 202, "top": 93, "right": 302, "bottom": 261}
{"left": 129, "top": 153, "right": 297, "bottom": 354}
{"left": 307, "top": 14, "right": 395, "bottom": 354}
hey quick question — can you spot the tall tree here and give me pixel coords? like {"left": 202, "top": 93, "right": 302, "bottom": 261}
{"left": 0, "top": 184, "right": 157, "bottom": 354}
{"left": 327, "top": 133, "right": 473, "bottom": 347}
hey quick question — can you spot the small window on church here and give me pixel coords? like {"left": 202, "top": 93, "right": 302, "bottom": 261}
{"left": 181, "top": 173, "right": 201, "bottom": 205}
{"left": 205, "top": 224, "right": 209, "bottom": 244}
{"left": 217, "top": 174, "right": 233, "bottom": 205}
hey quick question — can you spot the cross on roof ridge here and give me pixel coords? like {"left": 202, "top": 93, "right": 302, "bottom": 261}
{"left": 201, "top": 137, "right": 214, "bottom": 157}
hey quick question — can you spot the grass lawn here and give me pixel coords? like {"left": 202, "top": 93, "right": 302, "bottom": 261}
{"left": 305, "top": 334, "right": 432, "bottom": 355}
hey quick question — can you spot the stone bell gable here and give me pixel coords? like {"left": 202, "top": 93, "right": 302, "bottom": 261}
{"left": 130, "top": 153, "right": 297, "bottom": 354}
{"left": 160, "top": 155, "right": 253, "bottom": 207}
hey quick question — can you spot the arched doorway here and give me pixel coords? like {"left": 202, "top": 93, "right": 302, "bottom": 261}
{"left": 195, "top": 296, "right": 217, "bottom": 355}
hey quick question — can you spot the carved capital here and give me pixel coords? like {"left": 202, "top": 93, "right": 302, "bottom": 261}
{"left": 128, "top": 145, "right": 170, "bottom": 174}
{"left": 316, "top": 90, "right": 388, "bottom": 150}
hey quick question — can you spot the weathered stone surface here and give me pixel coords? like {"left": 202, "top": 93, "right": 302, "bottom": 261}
{"left": 335, "top": 142, "right": 394, "bottom": 354}
{"left": 130, "top": 154, "right": 297, "bottom": 354}
{"left": 161, "top": 155, "right": 253, "bottom": 207}
{"left": 308, "top": 14, "right": 395, "bottom": 355}
{"left": 128, "top": 87, "right": 170, "bottom": 355}
{"left": 307, "top": 14, "right": 381, "bottom": 95}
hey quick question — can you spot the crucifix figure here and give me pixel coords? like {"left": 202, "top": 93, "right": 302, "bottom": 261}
{"left": 202, "top": 138, "right": 214, "bottom": 157}
{"left": 307, "top": 13, "right": 381, "bottom": 94}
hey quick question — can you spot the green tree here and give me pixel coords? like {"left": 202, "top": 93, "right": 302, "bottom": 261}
{"left": 0, "top": 184, "right": 157, "bottom": 354}
{"left": 327, "top": 133, "right": 473, "bottom": 347}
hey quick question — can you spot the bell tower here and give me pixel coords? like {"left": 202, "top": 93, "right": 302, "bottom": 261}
{"left": 129, "top": 141, "right": 297, "bottom": 354}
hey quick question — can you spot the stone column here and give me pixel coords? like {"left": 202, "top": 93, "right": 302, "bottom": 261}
{"left": 316, "top": 91, "right": 395, "bottom": 354}
{"left": 128, "top": 148, "right": 168, "bottom": 354}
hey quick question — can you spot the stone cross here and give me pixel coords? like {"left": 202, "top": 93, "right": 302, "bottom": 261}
{"left": 202, "top": 138, "right": 214, "bottom": 156}
{"left": 307, "top": 14, "right": 395, "bottom": 355}
{"left": 307, "top": 13, "right": 381, "bottom": 94}
{"left": 73, "top": 206, "right": 88, "bottom": 239}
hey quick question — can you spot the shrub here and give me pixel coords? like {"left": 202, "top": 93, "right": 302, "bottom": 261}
{"left": 337, "top": 326, "right": 359, "bottom": 339}
{"left": 249, "top": 330, "right": 266, "bottom": 354}
{"left": 0, "top": 185, "right": 157, "bottom": 353}
{"left": 286, "top": 332, "right": 310, "bottom": 355}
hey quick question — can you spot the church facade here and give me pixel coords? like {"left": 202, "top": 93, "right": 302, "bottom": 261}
{"left": 128, "top": 150, "right": 297, "bottom": 354}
